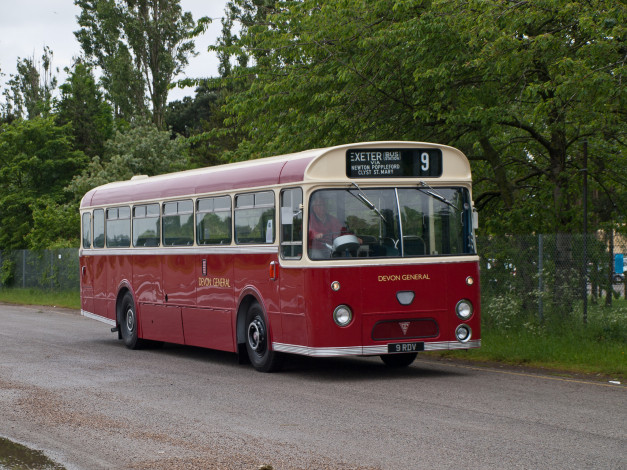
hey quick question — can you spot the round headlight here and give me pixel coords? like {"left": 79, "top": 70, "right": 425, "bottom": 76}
{"left": 456, "top": 299, "right": 473, "bottom": 320}
{"left": 455, "top": 324, "right": 472, "bottom": 343}
{"left": 333, "top": 305, "right": 353, "bottom": 327}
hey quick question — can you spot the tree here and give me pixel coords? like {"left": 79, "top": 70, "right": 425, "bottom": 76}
{"left": 56, "top": 61, "right": 114, "bottom": 158}
{"left": 214, "top": 0, "right": 626, "bottom": 230}
{"left": 69, "top": 119, "right": 190, "bottom": 197}
{"left": 166, "top": 82, "right": 240, "bottom": 168}
{"left": 0, "top": 117, "right": 87, "bottom": 249}
{"left": 166, "top": 82, "right": 217, "bottom": 138}
{"left": 26, "top": 199, "right": 81, "bottom": 249}
{"left": 1, "top": 46, "right": 57, "bottom": 120}
{"left": 75, "top": 0, "right": 208, "bottom": 129}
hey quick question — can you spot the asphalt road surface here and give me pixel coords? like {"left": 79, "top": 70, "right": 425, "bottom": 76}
{"left": 0, "top": 304, "right": 625, "bottom": 469}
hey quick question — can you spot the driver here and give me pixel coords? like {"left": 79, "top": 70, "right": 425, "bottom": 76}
{"left": 308, "top": 192, "right": 344, "bottom": 253}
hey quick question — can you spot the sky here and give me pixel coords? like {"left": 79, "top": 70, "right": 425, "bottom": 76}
{"left": 0, "top": 0, "right": 230, "bottom": 104}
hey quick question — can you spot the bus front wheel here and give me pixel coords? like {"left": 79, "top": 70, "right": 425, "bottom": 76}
{"left": 380, "top": 353, "right": 417, "bottom": 368}
{"left": 119, "top": 292, "right": 145, "bottom": 350}
{"left": 245, "top": 303, "right": 282, "bottom": 372}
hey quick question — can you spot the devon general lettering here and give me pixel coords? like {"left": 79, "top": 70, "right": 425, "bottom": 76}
{"left": 378, "top": 274, "right": 431, "bottom": 282}
{"left": 198, "top": 277, "right": 231, "bottom": 287}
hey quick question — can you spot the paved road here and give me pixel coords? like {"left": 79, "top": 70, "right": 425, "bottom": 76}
{"left": 0, "top": 304, "right": 625, "bottom": 470}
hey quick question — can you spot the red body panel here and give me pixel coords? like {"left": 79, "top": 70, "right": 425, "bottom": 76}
{"left": 80, "top": 251, "right": 480, "bottom": 354}
{"left": 293, "top": 262, "right": 479, "bottom": 349}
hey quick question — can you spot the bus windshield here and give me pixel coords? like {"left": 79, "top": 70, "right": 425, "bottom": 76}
{"left": 308, "top": 187, "right": 475, "bottom": 260}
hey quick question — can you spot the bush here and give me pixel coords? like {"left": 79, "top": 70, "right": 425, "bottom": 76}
{"left": 0, "top": 257, "right": 16, "bottom": 286}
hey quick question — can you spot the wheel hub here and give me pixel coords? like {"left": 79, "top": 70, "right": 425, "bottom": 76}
{"left": 247, "top": 318, "right": 265, "bottom": 352}
{"left": 125, "top": 308, "right": 135, "bottom": 333}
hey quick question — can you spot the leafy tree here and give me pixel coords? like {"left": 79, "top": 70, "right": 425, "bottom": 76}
{"left": 56, "top": 61, "right": 114, "bottom": 158}
{"left": 166, "top": 82, "right": 239, "bottom": 168}
{"left": 215, "top": 0, "right": 625, "bottom": 222}
{"left": 166, "top": 82, "right": 217, "bottom": 138}
{"left": 69, "top": 119, "right": 190, "bottom": 197}
{"left": 26, "top": 199, "right": 81, "bottom": 249}
{"left": 75, "top": 0, "right": 209, "bottom": 129}
{"left": 0, "top": 117, "right": 87, "bottom": 249}
{"left": 1, "top": 46, "right": 57, "bottom": 120}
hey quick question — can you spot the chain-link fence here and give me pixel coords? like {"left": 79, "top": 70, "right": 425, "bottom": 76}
{"left": 0, "top": 248, "right": 79, "bottom": 290}
{"left": 478, "top": 231, "right": 627, "bottom": 326}
{"left": 1, "top": 234, "right": 626, "bottom": 322}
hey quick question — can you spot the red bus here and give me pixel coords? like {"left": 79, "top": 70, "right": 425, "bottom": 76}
{"left": 79, "top": 142, "right": 480, "bottom": 371}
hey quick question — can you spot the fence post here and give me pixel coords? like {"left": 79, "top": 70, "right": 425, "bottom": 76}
{"left": 538, "top": 234, "right": 543, "bottom": 322}
{"left": 22, "top": 250, "right": 26, "bottom": 288}
{"left": 50, "top": 250, "right": 54, "bottom": 289}
{"left": 582, "top": 140, "right": 588, "bottom": 324}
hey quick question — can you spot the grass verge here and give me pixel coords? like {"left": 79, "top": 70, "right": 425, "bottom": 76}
{"left": 428, "top": 299, "right": 627, "bottom": 380}
{"left": 0, "top": 288, "right": 80, "bottom": 310}
{"left": 426, "top": 329, "right": 626, "bottom": 380}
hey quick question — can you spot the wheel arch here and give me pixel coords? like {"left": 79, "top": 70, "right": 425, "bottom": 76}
{"left": 235, "top": 286, "right": 275, "bottom": 364}
{"left": 236, "top": 290, "right": 264, "bottom": 347}
{"left": 115, "top": 281, "right": 135, "bottom": 338}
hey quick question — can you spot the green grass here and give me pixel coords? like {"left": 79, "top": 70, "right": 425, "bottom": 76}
{"left": 428, "top": 329, "right": 626, "bottom": 379}
{"left": 0, "top": 288, "right": 80, "bottom": 310}
{"left": 429, "top": 298, "right": 627, "bottom": 380}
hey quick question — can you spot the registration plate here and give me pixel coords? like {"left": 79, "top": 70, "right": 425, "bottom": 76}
{"left": 388, "top": 342, "right": 425, "bottom": 353}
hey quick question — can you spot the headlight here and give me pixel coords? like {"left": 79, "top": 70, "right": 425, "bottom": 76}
{"left": 333, "top": 305, "right": 353, "bottom": 327}
{"left": 455, "top": 324, "right": 472, "bottom": 343}
{"left": 455, "top": 299, "right": 473, "bottom": 320}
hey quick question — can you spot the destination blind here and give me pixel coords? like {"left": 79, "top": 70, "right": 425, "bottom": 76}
{"left": 346, "top": 148, "right": 442, "bottom": 178}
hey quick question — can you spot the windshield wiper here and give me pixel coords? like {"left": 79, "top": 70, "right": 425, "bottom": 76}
{"left": 417, "top": 181, "right": 461, "bottom": 212}
{"left": 349, "top": 182, "right": 387, "bottom": 223}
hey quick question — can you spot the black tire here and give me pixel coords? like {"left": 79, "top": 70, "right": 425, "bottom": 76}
{"left": 119, "top": 292, "right": 145, "bottom": 350}
{"left": 245, "top": 303, "right": 282, "bottom": 372}
{"left": 380, "top": 353, "right": 417, "bottom": 368}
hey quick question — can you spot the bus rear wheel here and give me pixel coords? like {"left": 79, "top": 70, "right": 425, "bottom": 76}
{"left": 380, "top": 353, "right": 417, "bottom": 368}
{"left": 245, "top": 303, "right": 282, "bottom": 372}
{"left": 119, "top": 292, "right": 146, "bottom": 350}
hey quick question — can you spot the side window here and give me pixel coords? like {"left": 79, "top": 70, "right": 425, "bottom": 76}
{"left": 133, "top": 203, "right": 160, "bottom": 247}
{"left": 197, "top": 196, "right": 232, "bottom": 245}
{"left": 163, "top": 200, "right": 194, "bottom": 245}
{"left": 106, "top": 206, "right": 131, "bottom": 247}
{"left": 235, "top": 191, "right": 275, "bottom": 244}
{"left": 93, "top": 209, "right": 105, "bottom": 248}
{"left": 82, "top": 212, "right": 91, "bottom": 249}
{"left": 280, "top": 188, "right": 303, "bottom": 259}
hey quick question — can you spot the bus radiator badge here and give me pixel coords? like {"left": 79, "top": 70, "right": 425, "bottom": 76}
{"left": 399, "top": 322, "right": 410, "bottom": 335}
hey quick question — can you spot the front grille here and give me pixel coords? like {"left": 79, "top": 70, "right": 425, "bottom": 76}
{"left": 371, "top": 318, "right": 439, "bottom": 341}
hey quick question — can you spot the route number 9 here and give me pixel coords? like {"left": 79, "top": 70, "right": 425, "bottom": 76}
{"left": 421, "top": 152, "right": 430, "bottom": 171}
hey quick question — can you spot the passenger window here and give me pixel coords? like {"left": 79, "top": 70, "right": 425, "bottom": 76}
{"left": 93, "top": 209, "right": 105, "bottom": 248}
{"left": 133, "top": 203, "right": 160, "bottom": 247}
{"left": 197, "top": 196, "right": 232, "bottom": 245}
{"left": 235, "top": 191, "right": 275, "bottom": 244}
{"left": 162, "top": 200, "right": 194, "bottom": 246}
{"left": 106, "top": 206, "right": 131, "bottom": 247}
{"left": 82, "top": 213, "right": 91, "bottom": 249}
{"left": 280, "top": 188, "right": 303, "bottom": 259}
